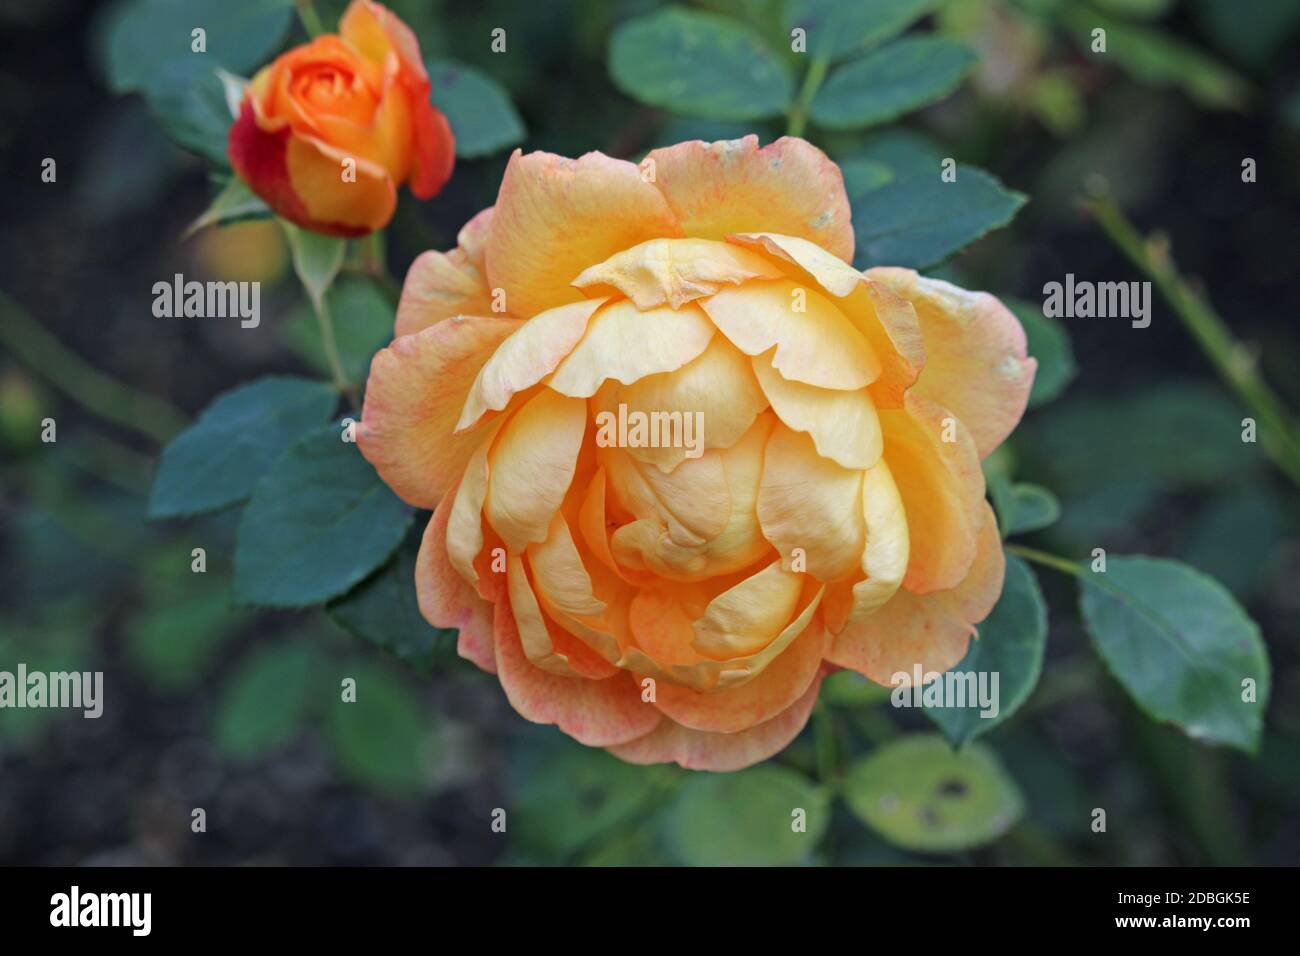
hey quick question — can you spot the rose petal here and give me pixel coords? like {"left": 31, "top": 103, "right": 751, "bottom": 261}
{"left": 606, "top": 668, "right": 824, "bottom": 771}
{"left": 456, "top": 297, "right": 607, "bottom": 432}
{"left": 828, "top": 503, "right": 1004, "bottom": 684}
{"left": 646, "top": 136, "right": 854, "bottom": 263}
{"left": 728, "top": 232, "right": 925, "bottom": 408}
{"left": 395, "top": 210, "right": 498, "bottom": 337}
{"left": 880, "top": 394, "right": 984, "bottom": 594}
{"left": 867, "top": 267, "right": 1036, "bottom": 459}
{"left": 692, "top": 559, "right": 805, "bottom": 659}
{"left": 548, "top": 299, "right": 715, "bottom": 398}
{"left": 359, "top": 314, "right": 521, "bottom": 508}
{"left": 486, "top": 149, "right": 683, "bottom": 318}
{"left": 493, "top": 598, "right": 661, "bottom": 747}
{"left": 415, "top": 483, "right": 496, "bottom": 673}
{"left": 572, "top": 237, "right": 783, "bottom": 309}
{"left": 752, "top": 353, "right": 881, "bottom": 470}
{"left": 701, "top": 278, "right": 880, "bottom": 390}
{"left": 757, "top": 425, "right": 866, "bottom": 582}
{"left": 591, "top": 334, "right": 766, "bottom": 473}
{"left": 483, "top": 387, "right": 587, "bottom": 551}
{"left": 651, "top": 617, "right": 828, "bottom": 734}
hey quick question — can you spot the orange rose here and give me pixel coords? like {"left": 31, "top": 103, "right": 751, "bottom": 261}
{"left": 228, "top": 0, "right": 454, "bottom": 237}
{"left": 358, "top": 136, "right": 1036, "bottom": 770}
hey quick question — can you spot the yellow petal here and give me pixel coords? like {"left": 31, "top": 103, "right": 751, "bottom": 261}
{"left": 358, "top": 313, "right": 521, "bottom": 508}
{"left": 728, "top": 232, "right": 924, "bottom": 408}
{"left": 527, "top": 513, "right": 607, "bottom": 619}
{"left": 415, "top": 483, "right": 496, "bottom": 673}
{"left": 486, "top": 149, "right": 683, "bottom": 319}
{"left": 445, "top": 418, "right": 504, "bottom": 585}
{"left": 825, "top": 457, "right": 910, "bottom": 630}
{"left": 493, "top": 601, "right": 660, "bottom": 747}
{"left": 484, "top": 388, "right": 586, "bottom": 550}
{"left": 456, "top": 297, "right": 607, "bottom": 432}
{"left": 645, "top": 136, "right": 853, "bottom": 262}
{"left": 757, "top": 424, "right": 866, "bottom": 583}
{"left": 601, "top": 442, "right": 730, "bottom": 548}
{"left": 608, "top": 414, "right": 774, "bottom": 580}
{"left": 880, "top": 394, "right": 984, "bottom": 594}
{"left": 591, "top": 334, "right": 767, "bottom": 473}
{"left": 691, "top": 559, "right": 805, "bottom": 658}
{"left": 828, "top": 503, "right": 1004, "bottom": 684}
{"left": 752, "top": 353, "right": 881, "bottom": 470}
{"left": 548, "top": 299, "right": 715, "bottom": 398}
{"left": 571, "top": 237, "right": 783, "bottom": 309}
{"left": 868, "top": 267, "right": 1036, "bottom": 458}
{"left": 286, "top": 134, "right": 396, "bottom": 233}
{"left": 607, "top": 669, "right": 824, "bottom": 771}
{"left": 700, "top": 279, "right": 880, "bottom": 390}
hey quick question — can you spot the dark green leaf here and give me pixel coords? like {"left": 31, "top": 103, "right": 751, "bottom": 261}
{"left": 811, "top": 37, "right": 976, "bottom": 129}
{"left": 328, "top": 530, "right": 456, "bottom": 676}
{"left": 234, "top": 426, "right": 413, "bottom": 608}
{"left": 609, "top": 7, "right": 795, "bottom": 121}
{"left": 846, "top": 132, "right": 1026, "bottom": 270}
{"left": 149, "top": 376, "right": 338, "bottom": 519}
{"left": 1079, "top": 556, "right": 1270, "bottom": 753}
{"left": 280, "top": 279, "right": 393, "bottom": 385}
{"left": 214, "top": 642, "right": 321, "bottom": 760}
{"left": 664, "top": 765, "right": 829, "bottom": 865}
{"left": 185, "top": 176, "right": 270, "bottom": 237}
{"left": 839, "top": 158, "right": 894, "bottom": 194}
{"left": 103, "top": 0, "right": 294, "bottom": 96}
{"left": 427, "top": 58, "right": 526, "bottom": 159}
{"left": 785, "top": 0, "right": 940, "bottom": 61}
{"left": 327, "top": 663, "right": 429, "bottom": 795}
{"left": 843, "top": 734, "right": 1023, "bottom": 852}
{"left": 510, "top": 739, "right": 676, "bottom": 859}
{"left": 926, "top": 555, "right": 1048, "bottom": 745}
{"left": 1008, "top": 298, "right": 1077, "bottom": 408}
{"left": 994, "top": 483, "right": 1061, "bottom": 537}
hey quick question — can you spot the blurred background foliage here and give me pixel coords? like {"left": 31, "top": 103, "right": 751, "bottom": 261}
{"left": 0, "top": 0, "right": 1298, "bottom": 865}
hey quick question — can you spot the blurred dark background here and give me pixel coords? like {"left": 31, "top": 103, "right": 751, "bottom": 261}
{"left": 1, "top": 0, "right": 1298, "bottom": 865}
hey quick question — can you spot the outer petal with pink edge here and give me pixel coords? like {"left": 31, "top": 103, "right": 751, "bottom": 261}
{"left": 645, "top": 137, "right": 854, "bottom": 263}
{"left": 415, "top": 483, "right": 496, "bottom": 673}
{"left": 607, "top": 669, "right": 825, "bottom": 771}
{"left": 868, "top": 267, "right": 1036, "bottom": 459}
{"left": 486, "top": 150, "right": 683, "bottom": 319}
{"left": 493, "top": 600, "right": 662, "bottom": 747}
{"left": 359, "top": 314, "right": 522, "bottom": 508}
{"left": 394, "top": 208, "right": 497, "bottom": 337}
{"left": 828, "top": 504, "right": 1005, "bottom": 685}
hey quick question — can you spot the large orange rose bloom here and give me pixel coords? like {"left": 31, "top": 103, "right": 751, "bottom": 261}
{"left": 358, "top": 136, "right": 1036, "bottom": 771}
{"left": 228, "top": 0, "right": 454, "bottom": 237}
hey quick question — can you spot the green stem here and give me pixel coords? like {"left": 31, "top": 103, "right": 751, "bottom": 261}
{"left": 296, "top": 0, "right": 325, "bottom": 37}
{"left": 786, "top": 51, "right": 831, "bottom": 139}
{"left": 1085, "top": 196, "right": 1300, "bottom": 489}
{"left": 1006, "top": 543, "right": 1083, "bottom": 577}
{"left": 310, "top": 291, "right": 358, "bottom": 411}
{"left": 0, "top": 289, "right": 188, "bottom": 443}
{"left": 812, "top": 700, "right": 839, "bottom": 786}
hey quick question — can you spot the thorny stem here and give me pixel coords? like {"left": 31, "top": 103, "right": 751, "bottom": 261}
{"left": 0, "top": 289, "right": 189, "bottom": 443}
{"left": 786, "top": 51, "right": 831, "bottom": 139}
{"left": 1085, "top": 196, "right": 1300, "bottom": 489}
